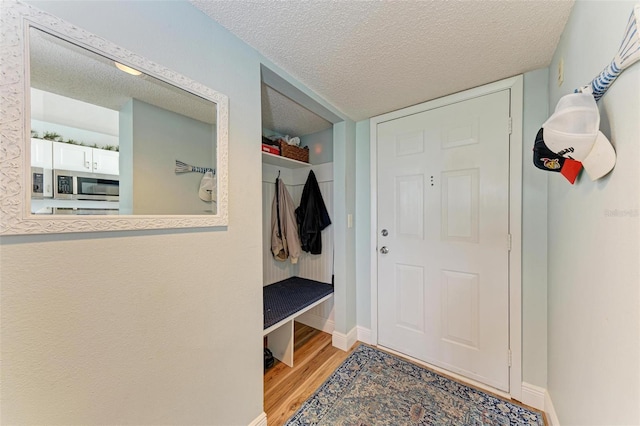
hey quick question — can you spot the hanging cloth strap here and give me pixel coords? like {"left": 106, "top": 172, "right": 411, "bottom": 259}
{"left": 275, "top": 178, "right": 283, "bottom": 240}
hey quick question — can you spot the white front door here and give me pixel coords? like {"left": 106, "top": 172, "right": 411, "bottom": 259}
{"left": 376, "top": 89, "right": 511, "bottom": 391}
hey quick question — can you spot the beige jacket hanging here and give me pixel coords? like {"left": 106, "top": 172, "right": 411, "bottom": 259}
{"left": 271, "top": 178, "right": 301, "bottom": 264}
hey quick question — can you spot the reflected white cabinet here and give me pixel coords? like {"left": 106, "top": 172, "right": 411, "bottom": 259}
{"left": 31, "top": 138, "right": 53, "bottom": 169}
{"left": 52, "top": 142, "right": 91, "bottom": 172}
{"left": 53, "top": 141, "right": 119, "bottom": 175}
{"left": 92, "top": 148, "right": 119, "bottom": 175}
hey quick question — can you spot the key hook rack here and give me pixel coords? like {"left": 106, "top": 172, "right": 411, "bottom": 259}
{"left": 175, "top": 159, "right": 215, "bottom": 175}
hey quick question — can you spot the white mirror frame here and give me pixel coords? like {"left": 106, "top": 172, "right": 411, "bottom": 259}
{"left": 0, "top": 1, "right": 229, "bottom": 235}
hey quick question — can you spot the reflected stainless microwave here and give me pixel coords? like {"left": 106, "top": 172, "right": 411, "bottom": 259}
{"left": 53, "top": 169, "right": 119, "bottom": 201}
{"left": 31, "top": 166, "right": 52, "bottom": 199}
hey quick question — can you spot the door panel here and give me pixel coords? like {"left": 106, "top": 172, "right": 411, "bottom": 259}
{"left": 395, "top": 264, "right": 425, "bottom": 333}
{"left": 441, "top": 117, "right": 478, "bottom": 149}
{"left": 396, "top": 174, "right": 424, "bottom": 239}
{"left": 441, "top": 168, "right": 479, "bottom": 242}
{"left": 395, "top": 130, "right": 425, "bottom": 156}
{"left": 377, "top": 89, "right": 511, "bottom": 391}
{"left": 440, "top": 269, "right": 479, "bottom": 349}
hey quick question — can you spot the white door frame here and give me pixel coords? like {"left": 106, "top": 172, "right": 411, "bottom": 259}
{"left": 369, "top": 75, "right": 523, "bottom": 401}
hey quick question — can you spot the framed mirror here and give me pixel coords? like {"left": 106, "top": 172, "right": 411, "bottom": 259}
{"left": 0, "top": 1, "right": 229, "bottom": 235}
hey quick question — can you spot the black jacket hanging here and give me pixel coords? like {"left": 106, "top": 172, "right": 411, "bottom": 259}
{"left": 295, "top": 170, "right": 331, "bottom": 254}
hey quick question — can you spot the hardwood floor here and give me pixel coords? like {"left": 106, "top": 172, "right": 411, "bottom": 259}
{"left": 264, "top": 322, "right": 358, "bottom": 426}
{"left": 264, "top": 323, "right": 547, "bottom": 426}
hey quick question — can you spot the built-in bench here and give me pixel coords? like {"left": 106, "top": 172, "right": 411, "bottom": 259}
{"left": 263, "top": 276, "right": 334, "bottom": 367}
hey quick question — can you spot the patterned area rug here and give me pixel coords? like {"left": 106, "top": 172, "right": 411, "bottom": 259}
{"left": 285, "top": 345, "right": 544, "bottom": 426}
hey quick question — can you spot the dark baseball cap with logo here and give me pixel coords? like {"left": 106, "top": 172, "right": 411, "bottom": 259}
{"left": 533, "top": 128, "right": 582, "bottom": 184}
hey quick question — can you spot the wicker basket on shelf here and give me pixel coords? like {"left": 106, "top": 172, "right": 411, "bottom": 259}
{"left": 278, "top": 139, "right": 309, "bottom": 163}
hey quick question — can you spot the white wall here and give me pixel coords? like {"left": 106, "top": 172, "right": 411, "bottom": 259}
{"left": 0, "top": 1, "right": 351, "bottom": 424}
{"left": 31, "top": 88, "right": 119, "bottom": 148}
{"left": 546, "top": 1, "right": 640, "bottom": 424}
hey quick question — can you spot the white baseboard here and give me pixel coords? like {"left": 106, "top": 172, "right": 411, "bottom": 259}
{"left": 520, "top": 383, "right": 560, "bottom": 425}
{"left": 356, "top": 326, "right": 373, "bottom": 345}
{"left": 248, "top": 411, "right": 267, "bottom": 426}
{"left": 545, "top": 390, "right": 560, "bottom": 426}
{"left": 520, "top": 382, "right": 545, "bottom": 411}
{"left": 332, "top": 326, "right": 358, "bottom": 351}
{"left": 296, "top": 312, "right": 335, "bottom": 334}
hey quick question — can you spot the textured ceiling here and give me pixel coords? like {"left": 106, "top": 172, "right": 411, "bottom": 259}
{"left": 30, "top": 27, "right": 216, "bottom": 126}
{"left": 192, "top": 1, "right": 574, "bottom": 122}
{"left": 261, "top": 84, "right": 332, "bottom": 136}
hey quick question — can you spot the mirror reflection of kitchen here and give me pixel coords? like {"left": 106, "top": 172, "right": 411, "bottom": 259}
{"left": 29, "top": 26, "right": 218, "bottom": 216}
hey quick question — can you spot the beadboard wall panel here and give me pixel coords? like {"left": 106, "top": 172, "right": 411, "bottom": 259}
{"left": 291, "top": 181, "right": 334, "bottom": 285}
{"left": 262, "top": 163, "right": 334, "bottom": 286}
{"left": 262, "top": 179, "right": 297, "bottom": 286}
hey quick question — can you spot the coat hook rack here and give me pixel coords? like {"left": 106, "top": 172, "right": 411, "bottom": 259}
{"left": 175, "top": 159, "right": 215, "bottom": 174}
{"left": 576, "top": 4, "right": 640, "bottom": 101}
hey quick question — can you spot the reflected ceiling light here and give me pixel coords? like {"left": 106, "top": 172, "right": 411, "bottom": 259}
{"left": 114, "top": 62, "right": 142, "bottom": 76}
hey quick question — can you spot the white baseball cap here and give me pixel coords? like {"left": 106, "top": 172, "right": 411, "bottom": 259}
{"left": 198, "top": 171, "right": 217, "bottom": 202}
{"left": 542, "top": 93, "right": 616, "bottom": 181}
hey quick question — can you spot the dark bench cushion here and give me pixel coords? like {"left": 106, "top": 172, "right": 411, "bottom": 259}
{"left": 263, "top": 277, "right": 334, "bottom": 330}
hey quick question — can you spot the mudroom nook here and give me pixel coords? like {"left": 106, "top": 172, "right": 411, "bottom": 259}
{"left": 260, "top": 67, "right": 340, "bottom": 368}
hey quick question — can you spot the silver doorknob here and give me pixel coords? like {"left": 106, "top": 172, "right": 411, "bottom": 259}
{"left": 380, "top": 246, "right": 389, "bottom": 254}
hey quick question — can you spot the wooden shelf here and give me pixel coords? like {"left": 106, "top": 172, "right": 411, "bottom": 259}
{"left": 262, "top": 151, "right": 310, "bottom": 169}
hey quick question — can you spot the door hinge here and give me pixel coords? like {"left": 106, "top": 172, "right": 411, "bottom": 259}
{"left": 508, "top": 349, "right": 512, "bottom": 367}
{"left": 507, "top": 234, "right": 512, "bottom": 251}
{"left": 508, "top": 117, "right": 513, "bottom": 135}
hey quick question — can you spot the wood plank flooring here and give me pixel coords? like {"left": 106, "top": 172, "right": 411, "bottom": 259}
{"left": 264, "top": 322, "right": 358, "bottom": 426}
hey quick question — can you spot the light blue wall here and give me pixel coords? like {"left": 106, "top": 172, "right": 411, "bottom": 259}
{"left": 119, "top": 100, "right": 134, "bottom": 215}
{"left": 332, "top": 121, "right": 358, "bottom": 336}
{"left": 546, "top": 1, "right": 640, "bottom": 424}
{"left": 522, "top": 69, "right": 549, "bottom": 388}
{"left": 345, "top": 120, "right": 357, "bottom": 330}
{"left": 355, "top": 120, "right": 371, "bottom": 329}
{"left": 4, "top": 1, "right": 264, "bottom": 424}
{"left": 300, "top": 127, "right": 333, "bottom": 164}
{"left": 2, "top": 1, "right": 352, "bottom": 424}
{"left": 121, "top": 99, "right": 215, "bottom": 215}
